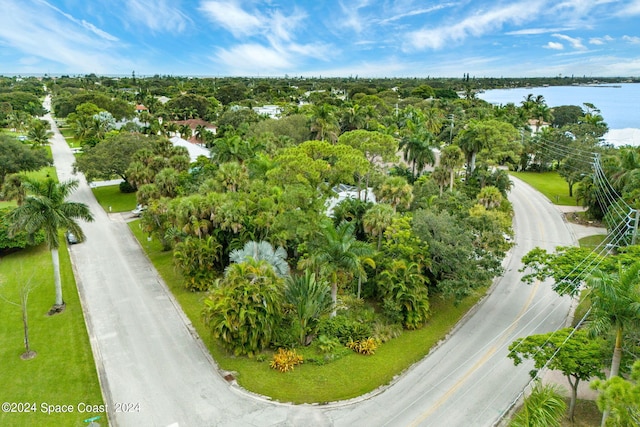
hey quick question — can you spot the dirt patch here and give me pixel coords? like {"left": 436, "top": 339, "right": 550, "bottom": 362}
{"left": 565, "top": 212, "right": 604, "bottom": 228}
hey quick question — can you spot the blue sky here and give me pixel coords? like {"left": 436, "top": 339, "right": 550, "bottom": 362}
{"left": 1, "top": 0, "right": 640, "bottom": 77}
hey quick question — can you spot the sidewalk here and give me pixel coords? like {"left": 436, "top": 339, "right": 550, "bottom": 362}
{"left": 554, "top": 205, "right": 608, "bottom": 240}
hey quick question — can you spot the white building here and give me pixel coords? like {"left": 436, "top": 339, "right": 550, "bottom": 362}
{"left": 325, "top": 184, "right": 377, "bottom": 217}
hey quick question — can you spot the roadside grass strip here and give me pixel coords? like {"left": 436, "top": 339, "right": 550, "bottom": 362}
{"left": 509, "top": 171, "right": 578, "bottom": 206}
{"left": 91, "top": 185, "right": 138, "bottom": 213}
{"left": 0, "top": 242, "right": 106, "bottom": 426}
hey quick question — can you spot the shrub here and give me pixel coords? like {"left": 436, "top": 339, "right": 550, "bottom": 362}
{"left": 119, "top": 180, "right": 136, "bottom": 193}
{"left": 316, "top": 335, "right": 341, "bottom": 353}
{"left": 270, "top": 348, "right": 304, "bottom": 372}
{"left": 0, "top": 208, "right": 45, "bottom": 252}
{"left": 372, "top": 322, "right": 403, "bottom": 343}
{"left": 317, "top": 316, "right": 372, "bottom": 344}
{"left": 347, "top": 338, "right": 379, "bottom": 355}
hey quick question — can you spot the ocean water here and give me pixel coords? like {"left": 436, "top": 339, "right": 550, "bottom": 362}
{"left": 478, "top": 83, "right": 640, "bottom": 146}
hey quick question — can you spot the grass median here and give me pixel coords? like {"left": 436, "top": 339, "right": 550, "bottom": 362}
{"left": 0, "top": 242, "right": 106, "bottom": 427}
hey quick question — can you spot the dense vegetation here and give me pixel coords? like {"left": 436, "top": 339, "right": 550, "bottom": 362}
{"left": 1, "top": 74, "right": 639, "bottom": 423}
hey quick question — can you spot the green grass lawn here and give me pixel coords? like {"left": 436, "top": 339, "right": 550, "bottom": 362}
{"left": 0, "top": 167, "right": 57, "bottom": 209}
{"left": 58, "top": 127, "right": 81, "bottom": 148}
{"left": 91, "top": 185, "right": 137, "bottom": 213}
{"left": 128, "top": 220, "right": 486, "bottom": 403}
{"left": 510, "top": 171, "right": 579, "bottom": 206}
{"left": 0, "top": 242, "right": 106, "bottom": 427}
{"left": 578, "top": 234, "right": 607, "bottom": 248}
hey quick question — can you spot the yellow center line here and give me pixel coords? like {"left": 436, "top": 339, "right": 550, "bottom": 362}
{"left": 409, "top": 277, "right": 541, "bottom": 426}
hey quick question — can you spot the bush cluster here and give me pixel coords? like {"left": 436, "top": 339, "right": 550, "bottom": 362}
{"left": 270, "top": 348, "right": 303, "bottom": 372}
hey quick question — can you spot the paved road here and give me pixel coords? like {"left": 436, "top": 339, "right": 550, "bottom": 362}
{"left": 46, "top": 95, "right": 574, "bottom": 427}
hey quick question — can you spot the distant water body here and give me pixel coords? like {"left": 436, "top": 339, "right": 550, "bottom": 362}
{"left": 478, "top": 83, "right": 640, "bottom": 146}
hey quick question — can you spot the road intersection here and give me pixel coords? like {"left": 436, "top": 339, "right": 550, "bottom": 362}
{"left": 45, "top": 95, "right": 578, "bottom": 426}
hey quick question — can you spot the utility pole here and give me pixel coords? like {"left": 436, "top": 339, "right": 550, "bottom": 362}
{"left": 448, "top": 114, "right": 454, "bottom": 144}
{"left": 631, "top": 208, "right": 639, "bottom": 246}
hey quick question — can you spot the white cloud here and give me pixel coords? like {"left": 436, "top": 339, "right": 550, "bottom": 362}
{"left": 34, "top": 0, "right": 119, "bottom": 41}
{"left": 406, "top": 2, "right": 539, "bottom": 50}
{"left": 506, "top": 28, "right": 567, "bottom": 36}
{"left": 616, "top": 0, "right": 640, "bottom": 16}
{"left": 200, "top": 1, "right": 329, "bottom": 74}
{"left": 0, "top": 0, "right": 132, "bottom": 73}
{"left": 215, "top": 44, "right": 293, "bottom": 73}
{"left": 380, "top": 4, "right": 455, "bottom": 24}
{"left": 199, "top": 1, "right": 263, "bottom": 37}
{"left": 589, "top": 35, "right": 613, "bottom": 45}
{"left": 338, "top": 0, "right": 362, "bottom": 33}
{"left": 123, "top": 0, "right": 190, "bottom": 33}
{"left": 544, "top": 42, "right": 564, "bottom": 50}
{"left": 623, "top": 35, "right": 640, "bottom": 44}
{"left": 552, "top": 33, "right": 586, "bottom": 50}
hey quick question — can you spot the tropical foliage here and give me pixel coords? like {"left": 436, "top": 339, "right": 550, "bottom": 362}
{"left": 7, "top": 178, "right": 93, "bottom": 312}
{"left": 202, "top": 259, "right": 284, "bottom": 357}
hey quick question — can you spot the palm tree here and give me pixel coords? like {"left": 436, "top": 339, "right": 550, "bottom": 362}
{"left": 340, "top": 104, "right": 367, "bottom": 132}
{"left": 310, "top": 221, "right": 374, "bottom": 316}
{"left": 1, "top": 174, "right": 27, "bottom": 205}
{"left": 8, "top": 178, "right": 94, "bottom": 313}
{"left": 27, "top": 119, "right": 53, "bottom": 146}
{"left": 477, "top": 186, "right": 503, "bottom": 209}
{"left": 363, "top": 203, "right": 395, "bottom": 250}
{"left": 431, "top": 166, "right": 449, "bottom": 196}
{"left": 284, "top": 270, "right": 332, "bottom": 345}
{"left": 400, "top": 118, "right": 438, "bottom": 180}
{"left": 376, "top": 176, "right": 413, "bottom": 213}
{"left": 179, "top": 124, "right": 192, "bottom": 140}
{"left": 229, "top": 240, "right": 290, "bottom": 277}
{"left": 510, "top": 381, "right": 567, "bottom": 427}
{"left": 439, "top": 144, "right": 464, "bottom": 192}
{"left": 586, "top": 261, "right": 640, "bottom": 427}
{"left": 309, "top": 103, "right": 340, "bottom": 143}
{"left": 194, "top": 124, "right": 206, "bottom": 144}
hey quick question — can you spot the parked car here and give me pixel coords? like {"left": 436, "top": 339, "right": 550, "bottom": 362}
{"left": 65, "top": 231, "right": 79, "bottom": 244}
{"left": 131, "top": 204, "right": 147, "bottom": 217}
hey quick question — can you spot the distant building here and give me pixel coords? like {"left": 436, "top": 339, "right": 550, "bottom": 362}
{"left": 252, "top": 105, "right": 282, "bottom": 119}
{"left": 170, "top": 136, "right": 211, "bottom": 162}
{"left": 325, "top": 184, "right": 376, "bottom": 217}
{"left": 172, "top": 118, "right": 217, "bottom": 142}
{"left": 527, "top": 119, "right": 550, "bottom": 135}
{"left": 135, "top": 104, "right": 149, "bottom": 113}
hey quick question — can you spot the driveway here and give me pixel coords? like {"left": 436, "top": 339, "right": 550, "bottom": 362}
{"left": 47, "top": 95, "right": 576, "bottom": 426}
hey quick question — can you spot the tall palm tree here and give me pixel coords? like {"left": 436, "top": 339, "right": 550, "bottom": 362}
{"left": 8, "top": 178, "right": 94, "bottom": 313}
{"left": 431, "top": 166, "right": 449, "bottom": 196}
{"left": 27, "top": 119, "right": 53, "bottom": 146}
{"left": 586, "top": 261, "right": 640, "bottom": 427}
{"left": 179, "top": 124, "right": 193, "bottom": 140}
{"left": 309, "top": 103, "right": 340, "bottom": 143}
{"left": 400, "top": 118, "right": 438, "bottom": 180}
{"left": 477, "top": 186, "right": 503, "bottom": 209}
{"left": 376, "top": 176, "right": 413, "bottom": 213}
{"left": 439, "top": 144, "right": 464, "bottom": 192}
{"left": 311, "top": 221, "right": 374, "bottom": 316}
{"left": 363, "top": 203, "right": 395, "bottom": 250}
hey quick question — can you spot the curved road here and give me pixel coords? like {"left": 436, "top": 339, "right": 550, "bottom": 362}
{"left": 46, "top": 97, "right": 574, "bottom": 427}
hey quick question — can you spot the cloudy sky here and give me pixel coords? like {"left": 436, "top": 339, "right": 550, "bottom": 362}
{"left": 1, "top": 0, "right": 640, "bottom": 77}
